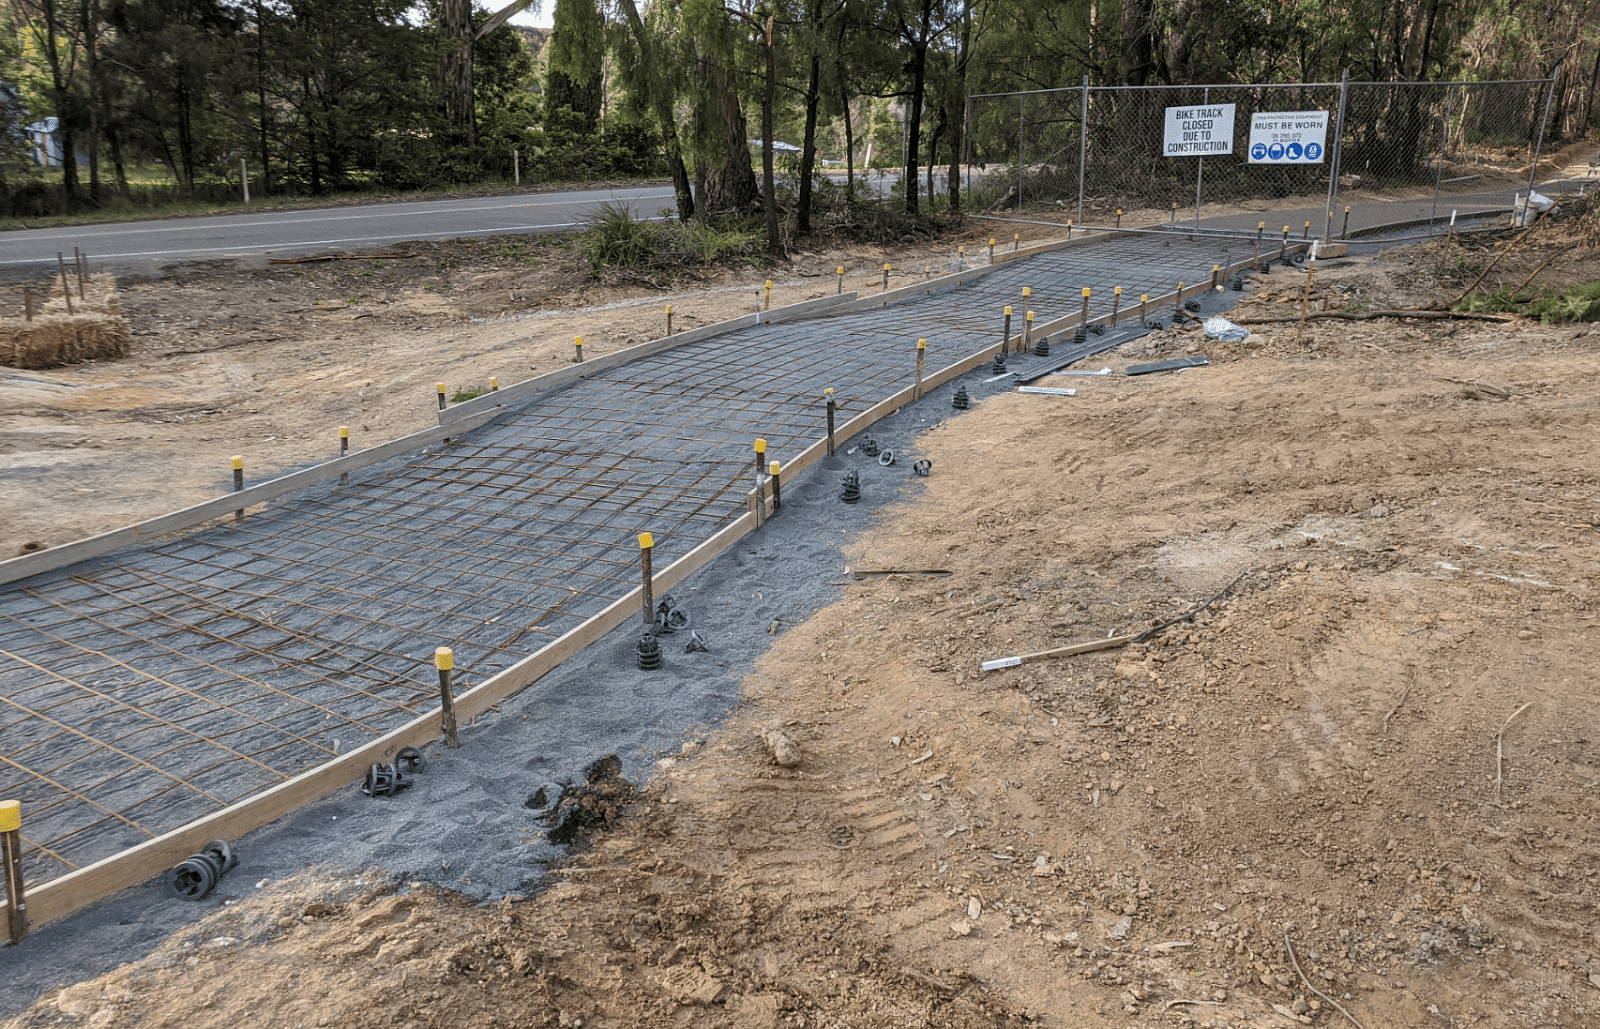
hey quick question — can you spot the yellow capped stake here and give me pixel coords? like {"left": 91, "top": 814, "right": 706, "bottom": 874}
{"left": 231, "top": 455, "right": 243, "bottom": 470}
{"left": 754, "top": 438, "right": 767, "bottom": 453}
{"left": 1004, "top": 305, "right": 1012, "bottom": 315}
{"left": 1022, "top": 286, "right": 1031, "bottom": 297}
{"left": 435, "top": 646, "right": 453, "bottom": 670}
{"left": 489, "top": 377, "right": 499, "bottom": 391}
{"left": 836, "top": 266, "right": 844, "bottom": 275}
{"left": 1082, "top": 287, "right": 1091, "bottom": 297}
{"left": 917, "top": 338, "right": 927, "bottom": 349}
{"left": 769, "top": 460, "right": 780, "bottom": 476}
{"left": 1026, "top": 310, "right": 1034, "bottom": 321}
{"left": 638, "top": 532, "right": 654, "bottom": 549}
{"left": 0, "top": 800, "right": 19, "bottom": 832}
{"left": 1141, "top": 293, "right": 1148, "bottom": 302}
{"left": 339, "top": 426, "right": 349, "bottom": 439}
{"left": 1114, "top": 286, "right": 1123, "bottom": 295}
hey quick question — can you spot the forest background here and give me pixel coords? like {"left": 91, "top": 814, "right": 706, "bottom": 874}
{"left": 0, "top": 0, "right": 1591, "bottom": 242}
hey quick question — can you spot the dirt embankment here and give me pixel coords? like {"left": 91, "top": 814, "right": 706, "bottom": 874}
{"left": 7, "top": 225, "right": 1600, "bottom": 1029}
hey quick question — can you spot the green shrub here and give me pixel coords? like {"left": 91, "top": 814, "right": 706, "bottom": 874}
{"left": 1454, "top": 279, "right": 1600, "bottom": 323}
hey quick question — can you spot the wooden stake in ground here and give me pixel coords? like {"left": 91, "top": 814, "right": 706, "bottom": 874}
{"left": 1, "top": 799, "right": 27, "bottom": 946}
{"left": 435, "top": 647, "right": 459, "bottom": 749}
{"left": 1296, "top": 258, "right": 1317, "bottom": 344}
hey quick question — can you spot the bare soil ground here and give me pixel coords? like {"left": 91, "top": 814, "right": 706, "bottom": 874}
{"left": 6, "top": 218, "right": 1600, "bottom": 1029}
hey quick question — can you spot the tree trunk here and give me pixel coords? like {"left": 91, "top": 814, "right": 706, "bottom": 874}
{"left": 762, "top": 17, "right": 778, "bottom": 254}
{"left": 107, "top": 123, "right": 128, "bottom": 196}
{"left": 1118, "top": 0, "right": 1154, "bottom": 85}
{"left": 440, "top": 0, "right": 476, "bottom": 147}
{"left": 257, "top": 0, "right": 270, "bottom": 194}
{"left": 902, "top": 0, "right": 933, "bottom": 215}
{"left": 946, "top": 0, "right": 973, "bottom": 219}
{"left": 699, "top": 58, "right": 759, "bottom": 216}
{"left": 616, "top": 0, "right": 693, "bottom": 220}
{"left": 797, "top": 52, "right": 820, "bottom": 234}
{"left": 83, "top": 0, "right": 101, "bottom": 205}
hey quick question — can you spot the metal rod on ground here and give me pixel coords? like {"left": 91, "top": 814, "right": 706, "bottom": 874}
{"left": 22, "top": 285, "right": 30, "bottom": 322}
{"left": 988, "top": 239, "right": 995, "bottom": 262}
{"left": 1171, "top": 203, "right": 1177, "bottom": 225}
{"left": 1342, "top": 206, "right": 1351, "bottom": 239}
{"left": 1111, "top": 287, "right": 1122, "bottom": 327}
{"left": 232, "top": 456, "right": 244, "bottom": 523}
{"left": 55, "top": 253, "right": 74, "bottom": 315}
{"left": 924, "top": 265, "right": 930, "bottom": 281}
{"left": 1254, "top": 222, "right": 1264, "bottom": 268}
{"left": 1210, "top": 264, "right": 1220, "bottom": 289}
{"left": 1066, "top": 220, "right": 1073, "bottom": 239}
{"left": 1013, "top": 233, "right": 1019, "bottom": 251}
{"left": 1023, "top": 311, "right": 1034, "bottom": 354}
{"left": 1279, "top": 227, "right": 1289, "bottom": 263}
{"left": 490, "top": 377, "right": 499, "bottom": 392}
{"left": 958, "top": 246, "right": 965, "bottom": 270}
{"left": 1303, "top": 221, "right": 1311, "bottom": 240}
{"left": 764, "top": 280, "right": 772, "bottom": 310}
{"left": 1139, "top": 294, "right": 1148, "bottom": 324}
{"left": 1079, "top": 288, "right": 1090, "bottom": 328}
{"left": 241, "top": 159, "right": 249, "bottom": 203}
{"left": 769, "top": 460, "right": 782, "bottom": 512}
{"left": 825, "top": 389, "right": 836, "bottom": 456}
{"left": 666, "top": 305, "right": 673, "bottom": 336}
{"left": 882, "top": 264, "right": 890, "bottom": 292}
{"left": 915, "top": 339, "right": 926, "bottom": 399}
{"left": 574, "top": 336, "right": 584, "bottom": 363}
{"left": 1002, "top": 306, "right": 1013, "bottom": 354}
{"left": 1174, "top": 284, "right": 1185, "bottom": 320}
{"left": 436, "top": 382, "right": 447, "bottom": 411}
{"left": 1116, "top": 209, "right": 1122, "bottom": 228}
{"left": 1296, "top": 257, "right": 1317, "bottom": 344}
{"left": 435, "top": 647, "right": 459, "bottom": 749}
{"left": 74, "top": 247, "right": 83, "bottom": 296}
{"left": 638, "top": 533, "right": 655, "bottom": 628}
{"left": 513, "top": 149, "right": 519, "bottom": 186}
{"left": 1, "top": 800, "right": 26, "bottom": 946}
{"left": 77, "top": 252, "right": 87, "bottom": 298}
{"left": 836, "top": 266, "right": 844, "bottom": 294}
{"left": 753, "top": 438, "right": 766, "bottom": 476}
{"left": 338, "top": 427, "right": 349, "bottom": 486}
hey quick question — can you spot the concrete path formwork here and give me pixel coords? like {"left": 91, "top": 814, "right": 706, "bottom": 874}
{"left": 0, "top": 232, "right": 1245, "bottom": 894}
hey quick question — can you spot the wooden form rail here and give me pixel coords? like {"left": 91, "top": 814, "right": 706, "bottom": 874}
{"left": 0, "top": 408, "right": 504, "bottom": 588}
{"left": 16, "top": 228, "right": 1271, "bottom": 928}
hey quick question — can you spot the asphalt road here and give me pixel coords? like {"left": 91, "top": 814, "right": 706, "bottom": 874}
{"left": 0, "top": 183, "right": 680, "bottom": 277}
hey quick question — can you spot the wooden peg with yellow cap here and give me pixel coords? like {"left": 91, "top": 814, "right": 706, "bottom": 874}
{"left": 1, "top": 798, "right": 25, "bottom": 946}
{"left": 638, "top": 532, "right": 655, "bottom": 628}
{"left": 232, "top": 455, "right": 245, "bottom": 523}
{"left": 435, "top": 647, "right": 459, "bottom": 749}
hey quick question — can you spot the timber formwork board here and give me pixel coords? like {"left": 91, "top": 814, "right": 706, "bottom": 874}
{"left": 0, "top": 233, "right": 1243, "bottom": 894}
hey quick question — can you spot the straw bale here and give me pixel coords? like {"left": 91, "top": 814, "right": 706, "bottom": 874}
{"left": 0, "top": 275, "right": 130, "bottom": 369}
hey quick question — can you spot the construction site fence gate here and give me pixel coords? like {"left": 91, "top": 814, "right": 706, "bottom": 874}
{"left": 964, "top": 72, "right": 1562, "bottom": 238}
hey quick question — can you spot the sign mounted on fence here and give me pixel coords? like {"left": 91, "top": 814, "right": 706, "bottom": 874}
{"left": 1163, "top": 104, "right": 1236, "bottom": 156}
{"left": 1247, "top": 111, "right": 1329, "bottom": 164}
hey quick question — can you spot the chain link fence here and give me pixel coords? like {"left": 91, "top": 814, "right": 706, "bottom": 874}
{"left": 966, "top": 75, "right": 1560, "bottom": 240}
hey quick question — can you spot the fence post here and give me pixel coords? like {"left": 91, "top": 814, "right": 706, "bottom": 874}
{"left": 1018, "top": 92, "right": 1025, "bottom": 212}
{"left": 1325, "top": 69, "right": 1350, "bottom": 240}
{"left": 1528, "top": 66, "right": 1561, "bottom": 195}
{"left": 1194, "top": 85, "right": 1208, "bottom": 229}
{"left": 1077, "top": 74, "right": 1089, "bottom": 225}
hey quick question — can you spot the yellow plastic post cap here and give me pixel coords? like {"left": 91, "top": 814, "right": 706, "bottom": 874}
{"left": 824, "top": 387, "right": 833, "bottom": 395}
{"left": 1212, "top": 264, "right": 1220, "bottom": 271}
{"left": 989, "top": 238, "right": 995, "bottom": 245}
{"left": 836, "top": 266, "right": 843, "bottom": 274}
{"left": 436, "top": 382, "right": 445, "bottom": 393}
{"left": 883, "top": 263, "right": 891, "bottom": 271}
{"left": 1022, "top": 287, "right": 1031, "bottom": 296}
{"left": 489, "top": 378, "right": 498, "bottom": 388}
{"left": 0, "top": 799, "right": 19, "bottom": 832}
{"left": 434, "top": 647, "right": 453, "bottom": 670}
{"left": 1305, "top": 221, "right": 1312, "bottom": 227}
{"left": 231, "top": 455, "right": 243, "bottom": 469}
{"left": 754, "top": 438, "right": 767, "bottom": 452}
{"left": 1026, "top": 310, "right": 1034, "bottom": 320}
{"left": 765, "top": 280, "right": 773, "bottom": 289}
{"left": 916, "top": 338, "right": 927, "bottom": 349}
{"left": 1082, "top": 288, "right": 1091, "bottom": 297}
{"left": 665, "top": 304, "right": 673, "bottom": 313}
{"left": 574, "top": 335, "right": 583, "bottom": 345}
{"left": 1114, "top": 286, "right": 1123, "bottom": 295}
{"left": 638, "top": 531, "right": 654, "bottom": 549}
{"left": 1258, "top": 221, "right": 1266, "bottom": 229}
{"left": 769, "top": 460, "right": 780, "bottom": 475}
{"left": 1004, "top": 305, "right": 1012, "bottom": 315}
{"left": 1141, "top": 294, "right": 1149, "bottom": 302}
{"left": 958, "top": 245, "right": 965, "bottom": 252}
{"left": 1282, "top": 226, "right": 1290, "bottom": 232}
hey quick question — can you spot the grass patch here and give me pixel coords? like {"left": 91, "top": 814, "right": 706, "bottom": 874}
{"left": 575, "top": 202, "right": 763, "bottom": 276}
{"left": 450, "top": 386, "right": 494, "bottom": 403}
{"left": 1454, "top": 280, "right": 1600, "bottom": 323}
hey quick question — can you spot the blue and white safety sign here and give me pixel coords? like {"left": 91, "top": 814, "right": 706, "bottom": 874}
{"left": 1247, "top": 110, "right": 1329, "bottom": 164}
